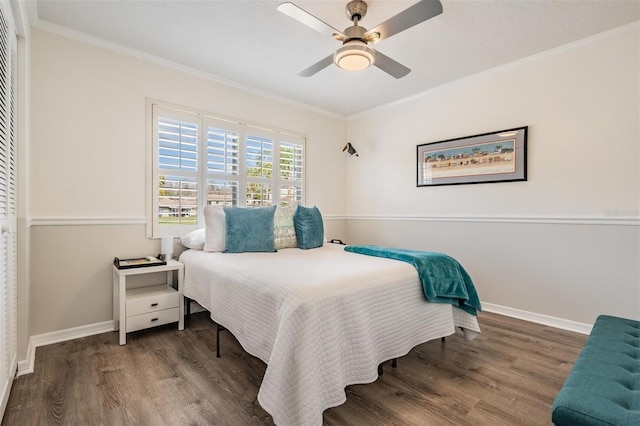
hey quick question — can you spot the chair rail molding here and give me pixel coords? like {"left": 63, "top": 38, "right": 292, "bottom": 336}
{"left": 345, "top": 214, "right": 639, "bottom": 226}
{"left": 29, "top": 217, "right": 147, "bottom": 226}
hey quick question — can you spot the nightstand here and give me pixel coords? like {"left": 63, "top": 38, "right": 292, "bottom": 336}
{"left": 112, "top": 259, "right": 184, "bottom": 345}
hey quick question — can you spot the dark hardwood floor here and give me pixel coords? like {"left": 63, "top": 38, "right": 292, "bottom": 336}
{"left": 2, "top": 311, "right": 587, "bottom": 426}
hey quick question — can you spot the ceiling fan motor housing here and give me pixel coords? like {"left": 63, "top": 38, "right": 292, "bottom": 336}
{"left": 343, "top": 25, "right": 367, "bottom": 41}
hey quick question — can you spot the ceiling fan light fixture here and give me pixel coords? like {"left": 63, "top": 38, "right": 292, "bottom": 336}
{"left": 334, "top": 41, "right": 375, "bottom": 72}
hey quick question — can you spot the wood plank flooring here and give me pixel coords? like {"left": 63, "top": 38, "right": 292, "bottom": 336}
{"left": 2, "top": 311, "right": 587, "bottom": 426}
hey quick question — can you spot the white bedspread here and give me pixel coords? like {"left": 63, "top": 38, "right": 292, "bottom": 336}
{"left": 180, "top": 244, "right": 481, "bottom": 426}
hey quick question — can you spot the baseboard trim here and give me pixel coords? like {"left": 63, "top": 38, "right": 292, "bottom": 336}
{"left": 16, "top": 340, "right": 34, "bottom": 376}
{"left": 482, "top": 302, "right": 592, "bottom": 335}
{"left": 15, "top": 303, "right": 592, "bottom": 377}
{"left": 16, "top": 320, "right": 115, "bottom": 376}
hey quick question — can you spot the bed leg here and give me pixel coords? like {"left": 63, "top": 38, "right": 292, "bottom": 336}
{"left": 216, "top": 323, "right": 221, "bottom": 358}
{"left": 441, "top": 328, "right": 463, "bottom": 343}
{"left": 216, "top": 323, "right": 228, "bottom": 358}
{"left": 184, "top": 297, "right": 191, "bottom": 324}
{"left": 379, "top": 359, "right": 397, "bottom": 376}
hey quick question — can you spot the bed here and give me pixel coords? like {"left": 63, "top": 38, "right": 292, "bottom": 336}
{"left": 179, "top": 242, "right": 481, "bottom": 426}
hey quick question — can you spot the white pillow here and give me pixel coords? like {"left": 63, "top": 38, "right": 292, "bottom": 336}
{"left": 204, "top": 205, "right": 226, "bottom": 252}
{"left": 179, "top": 228, "right": 205, "bottom": 250}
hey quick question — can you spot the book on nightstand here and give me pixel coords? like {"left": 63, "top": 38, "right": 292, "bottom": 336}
{"left": 113, "top": 255, "right": 167, "bottom": 269}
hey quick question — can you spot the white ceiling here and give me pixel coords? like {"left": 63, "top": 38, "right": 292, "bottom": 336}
{"left": 34, "top": 0, "right": 640, "bottom": 117}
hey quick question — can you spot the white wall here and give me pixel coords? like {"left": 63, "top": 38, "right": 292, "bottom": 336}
{"left": 28, "top": 27, "right": 347, "bottom": 337}
{"left": 345, "top": 24, "right": 640, "bottom": 325}
{"left": 24, "top": 20, "right": 640, "bottom": 353}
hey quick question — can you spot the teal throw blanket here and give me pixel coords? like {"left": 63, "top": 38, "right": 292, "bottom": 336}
{"left": 344, "top": 245, "right": 482, "bottom": 316}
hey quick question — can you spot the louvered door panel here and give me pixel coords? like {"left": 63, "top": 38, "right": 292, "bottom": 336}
{"left": 0, "top": 4, "right": 7, "bottom": 223}
{"left": 0, "top": 0, "right": 18, "bottom": 419}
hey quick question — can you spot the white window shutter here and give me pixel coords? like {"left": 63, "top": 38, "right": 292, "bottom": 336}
{"left": 277, "top": 132, "right": 305, "bottom": 205}
{"left": 150, "top": 104, "right": 306, "bottom": 237}
{"left": 204, "top": 116, "right": 240, "bottom": 208}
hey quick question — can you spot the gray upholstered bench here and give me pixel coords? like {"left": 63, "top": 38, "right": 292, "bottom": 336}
{"left": 552, "top": 315, "right": 640, "bottom": 425}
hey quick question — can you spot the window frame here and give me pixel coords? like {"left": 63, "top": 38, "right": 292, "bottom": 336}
{"left": 147, "top": 101, "right": 306, "bottom": 238}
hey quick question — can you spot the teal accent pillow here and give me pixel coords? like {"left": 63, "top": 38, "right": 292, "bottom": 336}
{"left": 223, "top": 206, "right": 277, "bottom": 253}
{"left": 294, "top": 205, "right": 324, "bottom": 250}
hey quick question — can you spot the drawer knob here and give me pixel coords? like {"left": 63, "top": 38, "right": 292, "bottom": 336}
{"left": 151, "top": 318, "right": 158, "bottom": 322}
{"left": 150, "top": 303, "right": 159, "bottom": 307}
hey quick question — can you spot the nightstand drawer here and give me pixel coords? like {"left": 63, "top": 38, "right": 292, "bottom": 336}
{"left": 126, "top": 308, "right": 179, "bottom": 333}
{"left": 126, "top": 285, "right": 179, "bottom": 317}
{"left": 114, "top": 259, "right": 184, "bottom": 345}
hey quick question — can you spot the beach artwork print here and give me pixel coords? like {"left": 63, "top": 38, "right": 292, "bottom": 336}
{"left": 417, "top": 127, "right": 527, "bottom": 187}
{"left": 422, "top": 139, "right": 516, "bottom": 180}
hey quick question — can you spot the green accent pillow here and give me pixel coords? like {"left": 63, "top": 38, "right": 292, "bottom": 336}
{"left": 274, "top": 204, "right": 298, "bottom": 249}
{"left": 223, "top": 206, "right": 277, "bottom": 253}
{"left": 294, "top": 205, "right": 324, "bottom": 250}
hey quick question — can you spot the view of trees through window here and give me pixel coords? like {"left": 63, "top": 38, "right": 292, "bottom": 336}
{"left": 152, "top": 104, "right": 305, "bottom": 235}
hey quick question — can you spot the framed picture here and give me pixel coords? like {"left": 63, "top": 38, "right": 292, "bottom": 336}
{"left": 417, "top": 126, "right": 527, "bottom": 187}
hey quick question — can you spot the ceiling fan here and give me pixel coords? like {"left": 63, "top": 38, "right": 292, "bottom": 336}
{"left": 277, "top": 0, "right": 443, "bottom": 79}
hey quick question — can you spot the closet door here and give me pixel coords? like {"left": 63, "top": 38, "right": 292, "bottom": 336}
{"left": 0, "top": 0, "right": 18, "bottom": 418}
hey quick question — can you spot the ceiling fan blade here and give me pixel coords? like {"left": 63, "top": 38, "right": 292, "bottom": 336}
{"left": 298, "top": 54, "right": 334, "bottom": 77}
{"left": 365, "top": 0, "right": 443, "bottom": 43}
{"left": 278, "top": 2, "right": 346, "bottom": 39}
{"left": 373, "top": 51, "right": 411, "bottom": 79}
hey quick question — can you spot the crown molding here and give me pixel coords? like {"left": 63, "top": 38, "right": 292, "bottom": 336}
{"left": 348, "top": 21, "right": 640, "bottom": 120}
{"left": 30, "top": 19, "right": 345, "bottom": 121}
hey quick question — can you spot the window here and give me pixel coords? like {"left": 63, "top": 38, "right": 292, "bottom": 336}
{"left": 150, "top": 103, "right": 305, "bottom": 237}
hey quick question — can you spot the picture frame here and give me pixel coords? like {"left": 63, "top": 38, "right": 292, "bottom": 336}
{"left": 417, "top": 126, "right": 527, "bottom": 187}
